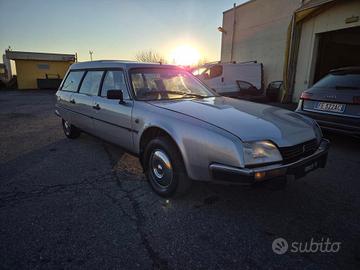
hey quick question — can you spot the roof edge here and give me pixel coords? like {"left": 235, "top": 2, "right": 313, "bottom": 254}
{"left": 223, "top": 0, "right": 255, "bottom": 14}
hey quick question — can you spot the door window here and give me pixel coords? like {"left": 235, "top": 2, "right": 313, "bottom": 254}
{"left": 101, "top": 70, "right": 130, "bottom": 99}
{"left": 202, "top": 65, "right": 223, "bottom": 79}
{"left": 61, "top": 71, "right": 85, "bottom": 92}
{"left": 79, "top": 71, "right": 104, "bottom": 96}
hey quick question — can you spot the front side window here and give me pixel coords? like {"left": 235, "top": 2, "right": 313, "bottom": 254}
{"left": 201, "top": 65, "right": 223, "bottom": 80}
{"left": 101, "top": 70, "right": 130, "bottom": 99}
{"left": 79, "top": 71, "right": 104, "bottom": 95}
{"left": 130, "top": 68, "right": 216, "bottom": 101}
{"left": 192, "top": 67, "right": 206, "bottom": 76}
{"left": 61, "top": 71, "right": 84, "bottom": 92}
{"left": 209, "top": 65, "right": 223, "bottom": 78}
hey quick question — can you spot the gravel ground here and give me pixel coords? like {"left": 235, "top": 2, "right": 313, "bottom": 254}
{"left": 0, "top": 90, "right": 359, "bottom": 269}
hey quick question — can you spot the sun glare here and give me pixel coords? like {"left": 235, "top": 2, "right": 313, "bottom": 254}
{"left": 170, "top": 45, "right": 200, "bottom": 66}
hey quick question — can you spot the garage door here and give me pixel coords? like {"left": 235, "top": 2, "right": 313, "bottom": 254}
{"left": 314, "top": 26, "right": 360, "bottom": 82}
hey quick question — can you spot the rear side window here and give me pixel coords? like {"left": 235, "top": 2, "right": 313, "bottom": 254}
{"left": 79, "top": 71, "right": 104, "bottom": 95}
{"left": 314, "top": 73, "right": 360, "bottom": 89}
{"left": 101, "top": 70, "right": 130, "bottom": 99}
{"left": 61, "top": 71, "right": 84, "bottom": 92}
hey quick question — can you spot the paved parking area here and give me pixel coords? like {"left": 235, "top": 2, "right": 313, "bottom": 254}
{"left": 0, "top": 90, "right": 359, "bottom": 269}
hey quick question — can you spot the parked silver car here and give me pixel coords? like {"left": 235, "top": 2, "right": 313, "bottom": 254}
{"left": 55, "top": 61, "right": 329, "bottom": 197}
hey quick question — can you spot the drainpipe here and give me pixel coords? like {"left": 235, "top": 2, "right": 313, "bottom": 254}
{"left": 230, "top": 3, "right": 236, "bottom": 62}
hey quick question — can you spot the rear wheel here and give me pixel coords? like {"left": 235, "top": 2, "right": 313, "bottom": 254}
{"left": 143, "top": 137, "right": 191, "bottom": 197}
{"left": 62, "top": 119, "right": 81, "bottom": 139}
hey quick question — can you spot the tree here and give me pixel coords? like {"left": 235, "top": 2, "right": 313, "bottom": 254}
{"left": 135, "top": 50, "right": 165, "bottom": 63}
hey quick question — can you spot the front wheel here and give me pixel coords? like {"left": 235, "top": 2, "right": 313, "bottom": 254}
{"left": 143, "top": 137, "right": 191, "bottom": 197}
{"left": 62, "top": 119, "right": 81, "bottom": 139}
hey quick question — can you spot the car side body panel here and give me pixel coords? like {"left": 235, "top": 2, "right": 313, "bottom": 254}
{"left": 132, "top": 101, "right": 244, "bottom": 181}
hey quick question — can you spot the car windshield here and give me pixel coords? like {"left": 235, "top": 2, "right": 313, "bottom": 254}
{"left": 130, "top": 68, "right": 217, "bottom": 100}
{"left": 313, "top": 73, "right": 360, "bottom": 90}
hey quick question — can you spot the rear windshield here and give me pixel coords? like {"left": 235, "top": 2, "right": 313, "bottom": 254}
{"left": 313, "top": 73, "right": 360, "bottom": 90}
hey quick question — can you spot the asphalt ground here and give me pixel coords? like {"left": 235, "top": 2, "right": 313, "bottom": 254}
{"left": 0, "top": 90, "right": 359, "bottom": 269}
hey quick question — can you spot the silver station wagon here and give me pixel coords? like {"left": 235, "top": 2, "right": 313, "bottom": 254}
{"left": 55, "top": 61, "right": 329, "bottom": 197}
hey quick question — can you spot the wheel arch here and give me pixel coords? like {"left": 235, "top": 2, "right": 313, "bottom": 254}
{"left": 139, "top": 126, "right": 186, "bottom": 173}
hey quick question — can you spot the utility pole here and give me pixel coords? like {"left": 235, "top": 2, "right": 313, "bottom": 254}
{"left": 230, "top": 3, "right": 236, "bottom": 63}
{"left": 89, "top": 50, "right": 93, "bottom": 61}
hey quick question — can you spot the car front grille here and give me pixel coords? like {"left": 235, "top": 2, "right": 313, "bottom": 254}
{"left": 279, "top": 139, "right": 319, "bottom": 164}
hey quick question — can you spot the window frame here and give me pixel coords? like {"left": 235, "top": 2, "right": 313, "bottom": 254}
{"left": 100, "top": 69, "right": 131, "bottom": 100}
{"left": 60, "top": 70, "right": 86, "bottom": 93}
{"left": 205, "top": 65, "right": 223, "bottom": 79}
{"left": 78, "top": 70, "right": 105, "bottom": 96}
{"left": 62, "top": 67, "right": 133, "bottom": 100}
{"left": 128, "top": 67, "right": 218, "bottom": 101}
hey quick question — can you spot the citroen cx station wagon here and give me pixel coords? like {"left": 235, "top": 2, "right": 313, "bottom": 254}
{"left": 55, "top": 61, "right": 329, "bottom": 197}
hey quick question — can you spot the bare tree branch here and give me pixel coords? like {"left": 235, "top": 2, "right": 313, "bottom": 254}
{"left": 135, "top": 50, "right": 165, "bottom": 63}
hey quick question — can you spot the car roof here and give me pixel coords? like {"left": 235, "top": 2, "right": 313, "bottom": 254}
{"left": 70, "top": 60, "right": 178, "bottom": 70}
{"left": 330, "top": 66, "right": 360, "bottom": 74}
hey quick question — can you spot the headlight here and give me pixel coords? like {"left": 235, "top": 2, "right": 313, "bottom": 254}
{"left": 243, "top": 141, "right": 282, "bottom": 166}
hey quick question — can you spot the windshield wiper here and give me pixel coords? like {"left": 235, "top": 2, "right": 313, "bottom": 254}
{"left": 158, "top": 90, "right": 208, "bottom": 98}
{"left": 181, "top": 93, "right": 208, "bottom": 98}
{"left": 139, "top": 90, "right": 208, "bottom": 99}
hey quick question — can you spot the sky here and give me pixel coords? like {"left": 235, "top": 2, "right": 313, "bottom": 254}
{"left": 0, "top": 0, "right": 247, "bottom": 63}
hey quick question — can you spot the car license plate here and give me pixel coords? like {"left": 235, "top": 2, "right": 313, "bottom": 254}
{"left": 315, "top": 102, "right": 345, "bottom": 113}
{"left": 304, "top": 161, "right": 318, "bottom": 173}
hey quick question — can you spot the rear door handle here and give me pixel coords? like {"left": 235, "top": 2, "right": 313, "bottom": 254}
{"left": 70, "top": 99, "right": 76, "bottom": 104}
{"left": 92, "top": 104, "right": 101, "bottom": 110}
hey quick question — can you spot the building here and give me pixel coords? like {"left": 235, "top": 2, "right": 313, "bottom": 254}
{"left": 220, "top": 0, "right": 360, "bottom": 102}
{"left": 4, "top": 50, "right": 76, "bottom": 89}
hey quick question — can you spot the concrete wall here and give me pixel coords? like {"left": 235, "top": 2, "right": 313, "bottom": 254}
{"left": 15, "top": 60, "right": 72, "bottom": 89}
{"left": 221, "top": 0, "right": 301, "bottom": 87}
{"left": 293, "top": 0, "right": 360, "bottom": 101}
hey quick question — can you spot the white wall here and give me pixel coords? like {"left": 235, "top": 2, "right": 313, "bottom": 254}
{"left": 221, "top": 0, "right": 301, "bottom": 87}
{"left": 293, "top": 0, "right": 360, "bottom": 101}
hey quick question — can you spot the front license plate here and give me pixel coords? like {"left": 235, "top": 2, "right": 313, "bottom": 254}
{"left": 315, "top": 102, "right": 346, "bottom": 113}
{"left": 304, "top": 161, "right": 318, "bottom": 173}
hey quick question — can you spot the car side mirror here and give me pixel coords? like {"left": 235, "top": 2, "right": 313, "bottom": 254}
{"left": 107, "top": 90, "right": 124, "bottom": 103}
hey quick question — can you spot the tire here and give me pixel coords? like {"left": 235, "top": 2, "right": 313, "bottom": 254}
{"left": 143, "top": 137, "right": 191, "bottom": 197}
{"left": 62, "top": 119, "right": 81, "bottom": 139}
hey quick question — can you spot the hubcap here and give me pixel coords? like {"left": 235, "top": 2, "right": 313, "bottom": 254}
{"left": 150, "top": 150, "right": 173, "bottom": 188}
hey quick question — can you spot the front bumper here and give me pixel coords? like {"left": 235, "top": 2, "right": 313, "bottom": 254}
{"left": 209, "top": 138, "right": 330, "bottom": 185}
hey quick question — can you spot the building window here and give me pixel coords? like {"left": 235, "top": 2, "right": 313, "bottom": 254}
{"left": 38, "top": 63, "right": 50, "bottom": 70}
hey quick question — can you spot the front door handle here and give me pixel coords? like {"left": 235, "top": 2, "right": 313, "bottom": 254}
{"left": 92, "top": 104, "right": 101, "bottom": 110}
{"left": 70, "top": 99, "right": 76, "bottom": 104}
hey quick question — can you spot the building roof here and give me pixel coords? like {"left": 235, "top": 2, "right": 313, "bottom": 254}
{"left": 70, "top": 60, "right": 177, "bottom": 70}
{"left": 5, "top": 50, "right": 75, "bottom": 62}
{"left": 295, "top": 0, "right": 335, "bottom": 12}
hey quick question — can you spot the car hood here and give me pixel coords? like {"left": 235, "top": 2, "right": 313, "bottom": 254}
{"left": 148, "top": 97, "right": 316, "bottom": 147}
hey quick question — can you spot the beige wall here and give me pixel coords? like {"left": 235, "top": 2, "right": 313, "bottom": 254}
{"left": 15, "top": 60, "right": 72, "bottom": 89}
{"left": 293, "top": 0, "right": 360, "bottom": 101}
{"left": 221, "top": 0, "right": 301, "bottom": 86}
